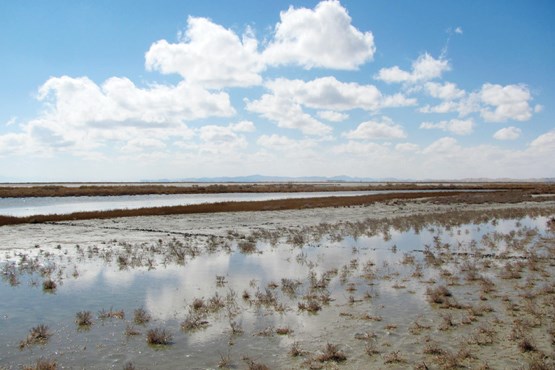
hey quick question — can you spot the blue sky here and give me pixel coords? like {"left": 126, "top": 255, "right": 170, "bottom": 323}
{"left": 0, "top": 0, "right": 554, "bottom": 181}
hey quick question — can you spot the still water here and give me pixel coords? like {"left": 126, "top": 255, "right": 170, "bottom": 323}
{"left": 2, "top": 190, "right": 404, "bottom": 217}
{"left": 0, "top": 214, "right": 551, "bottom": 369}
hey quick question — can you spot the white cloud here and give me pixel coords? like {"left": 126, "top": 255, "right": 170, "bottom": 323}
{"left": 145, "top": 17, "right": 263, "bottom": 88}
{"left": 493, "top": 127, "right": 521, "bottom": 141}
{"left": 479, "top": 83, "right": 533, "bottom": 122}
{"left": 317, "top": 110, "right": 349, "bottom": 122}
{"left": 245, "top": 93, "right": 332, "bottom": 136}
{"left": 395, "top": 142, "right": 420, "bottom": 152}
{"left": 265, "top": 77, "right": 383, "bottom": 111}
{"left": 263, "top": 0, "right": 375, "bottom": 70}
{"left": 423, "top": 137, "right": 460, "bottom": 154}
{"left": 257, "top": 134, "right": 317, "bottom": 152}
{"left": 375, "top": 53, "right": 450, "bottom": 84}
{"left": 332, "top": 140, "right": 390, "bottom": 155}
{"left": 419, "top": 119, "right": 474, "bottom": 135}
{"left": 230, "top": 120, "right": 256, "bottom": 132}
{"left": 121, "top": 138, "right": 166, "bottom": 153}
{"left": 0, "top": 133, "right": 34, "bottom": 157}
{"left": 5, "top": 117, "right": 17, "bottom": 126}
{"left": 424, "top": 82, "right": 465, "bottom": 100}
{"left": 381, "top": 93, "right": 418, "bottom": 108}
{"left": 455, "top": 27, "right": 463, "bottom": 34}
{"left": 529, "top": 130, "right": 555, "bottom": 152}
{"left": 344, "top": 117, "right": 407, "bottom": 140}
{"left": 38, "top": 76, "right": 235, "bottom": 125}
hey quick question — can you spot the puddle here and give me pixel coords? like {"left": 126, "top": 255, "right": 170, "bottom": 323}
{"left": 1, "top": 214, "right": 554, "bottom": 369}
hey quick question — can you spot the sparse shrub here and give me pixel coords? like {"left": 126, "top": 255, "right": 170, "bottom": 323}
{"left": 316, "top": 343, "right": 347, "bottom": 363}
{"left": 290, "top": 341, "right": 305, "bottom": 357}
{"left": 146, "top": 327, "right": 172, "bottom": 345}
{"left": 98, "top": 308, "right": 125, "bottom": 320}
{"left": 42, "top": 278, "right": 57, "bottom": 292}
{"left": 23, "top": 358, "right": 57, "bottom": 370}
{"left": 181, "top": 313, "right": 209, "bottom": 331}
{"left": 76, "top": 311, "right": 93, "bottom": 327}
{"left": 383, "top": 351, "right": 406, "bottom": 364}
{"left": 20, "top": 324, "right": 51, "bottom": 348}
{"left": 134, "top": 307, "right": 151, "bottom": 325}
{"left": 518, "top": 337, "right": 537, "bottom": 352}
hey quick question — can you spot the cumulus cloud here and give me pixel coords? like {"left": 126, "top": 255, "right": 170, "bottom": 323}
{"left": 395, "top": 142, "right": 420, "bottom": 152}
{"left": 529, "top": 130, "right": 555, "bottom": 152}
{"left": 424, "top": 82, "right": 465, "bottom": 100}
{"left": 257, "top": 134, "right": 317, "bottom": 152}
{"left": 479, "top": 83, "right": 533, "bottom": 122}
{"left": 246, "top": 93, "right": 331, "bottom": 136}
{"left": 344, "top": 117, "right": 406, "bottom": 140}
{"left": 38, "top": 76, "right": 235, "bottom": 125}
{"left": 455, "top": 27, "right": 463, "bottom": 34}
{"left": 145, "top": 17, "right": 264, "bottom": 88}
{"left": 375, "top": 53, "right": 450, "bottom": 84}
{"left": 263, "top": 0, "right": 375, "bottom": 70}
{"left": 230, "top": 120, "right": 256, "bottom": 132}
{"left": 419, "top": 119, "right": 474, "bottom": 135}
{"left": 493, "top": 126, "right": 521, "bottom": 141}
{"left": 333, "top": 140, "right": 390, "bottom": 155}
{"left": 423, "top": 137, "right": 460, "bottom": 154}
{"left": 317, "top": 110, "right": 349, "bottom": 122}
{"left": 121, "top": 138, "right": 166, "bottom": 153}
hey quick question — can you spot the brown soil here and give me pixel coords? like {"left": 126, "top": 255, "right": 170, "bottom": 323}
{"left": 1, "top": 182, "right": 553, "bottom": 198}
{"left": 0, "top": 191, "right": 465, "bottom": 226}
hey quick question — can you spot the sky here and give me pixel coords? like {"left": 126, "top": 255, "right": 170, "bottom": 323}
{"left": 0, "top": 0, "right": 554, "bottom": 181}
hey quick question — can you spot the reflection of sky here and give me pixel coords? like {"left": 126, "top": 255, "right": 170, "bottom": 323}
{"left": 0, "top": 190, "right": 396, "bottom": 217}
{"left": 0, "top": 215, "right": 551, "bottom": 367}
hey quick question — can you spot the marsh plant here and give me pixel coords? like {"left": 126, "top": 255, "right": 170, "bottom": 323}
{"left": 75, "top": 311, "right": 93, "bottom": 327}
{"left": 146, "top": 327, "right": 173, "bottom": 345}
{"left": 19, "top": 324, "right": 51, "bottom": 349}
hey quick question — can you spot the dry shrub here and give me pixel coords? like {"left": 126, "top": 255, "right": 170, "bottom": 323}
{"left": 23, "top": 358, "right": 57, "bottom": 370}
{"left": 383, "top": 351, "right": 406, "bottom": 364}
{"left": 146, "top": 327, "right": 172, "bottom": 345}
{"left": 133, "top": 307, "right": 151, "bottom": 324}
{"left": 76, "top": 311, "right": 93, "bottom": 327}
{"left": 19, "top": 324, "right": 51, "bottom": 349}
{"left": 316, "top": 343, "right": 347, "bottom": 363}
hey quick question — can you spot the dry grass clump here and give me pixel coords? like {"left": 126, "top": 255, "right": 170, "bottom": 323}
{"left": 518, "top": 337, "right": 537, "bottom": 352}
{"left": 426, "top": 285, "right": 452, "bottom": 305}
{"left": 98, "top": 308, "right": 125, "bottom": 320}
{"left": 469, "top": 325, "right": 496, "bottom": 345}
{"left": 383, "top": 350, "right": 406, "bottom": 364}
{"left": 75, "top": 311, "right": 93, "bottom": 327}
{"left": 315, "top": 343, "right": 347, "bottom": 363}
{"left": 290, "top": 341, "right": 306, "bottom": 357}
{"left": 133, "top": 307, "right": 151, "bottom": 325}
{"left": 42, "top": 278, "right": 57, "bottom": 292}
{"left": 237, "top": 240, "right": 257, "bottom": 254}
{"left": 19, "top": 324, "right": 51, "bottom": 349}
{"left": 243, "top": 357, "right": 270, "bottom": 370}
{"left": 146, "top": 327, "right": 173, "bottom": 345}
{"left": 276, "top": 327, "right": 292, "bottom": 335}
{"left": 281, "top": 278, "right": 302, "bottom": 295}
{"left": 298, "top": 300, "right": 321, "bottom": 313}
{"left": 125, "top": 324, "right": 141, "bottom": 336}
{"left": 22, "top": 358, "right": 57, "bottom": 370}
{"left": 181, "top": 312, "right": 209, "bottom": 332}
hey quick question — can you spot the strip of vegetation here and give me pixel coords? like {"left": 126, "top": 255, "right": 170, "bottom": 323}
{"left": 0, "top": 191, "right": 466, "bottom": 226}
{"left": 1, "top": 182, "right": 552, "bottom": 198}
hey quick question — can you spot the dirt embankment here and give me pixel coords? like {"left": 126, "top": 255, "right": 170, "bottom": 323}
{"left": 1, "top": 182, "right": 553, "bottom": 198}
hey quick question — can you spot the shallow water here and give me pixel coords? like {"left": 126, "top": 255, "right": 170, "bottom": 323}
{"left": 1, "top": 190, "right": 396, "bottom": 217}
{"left": 0, "top": 214, "right": 553, "bottom": 369}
